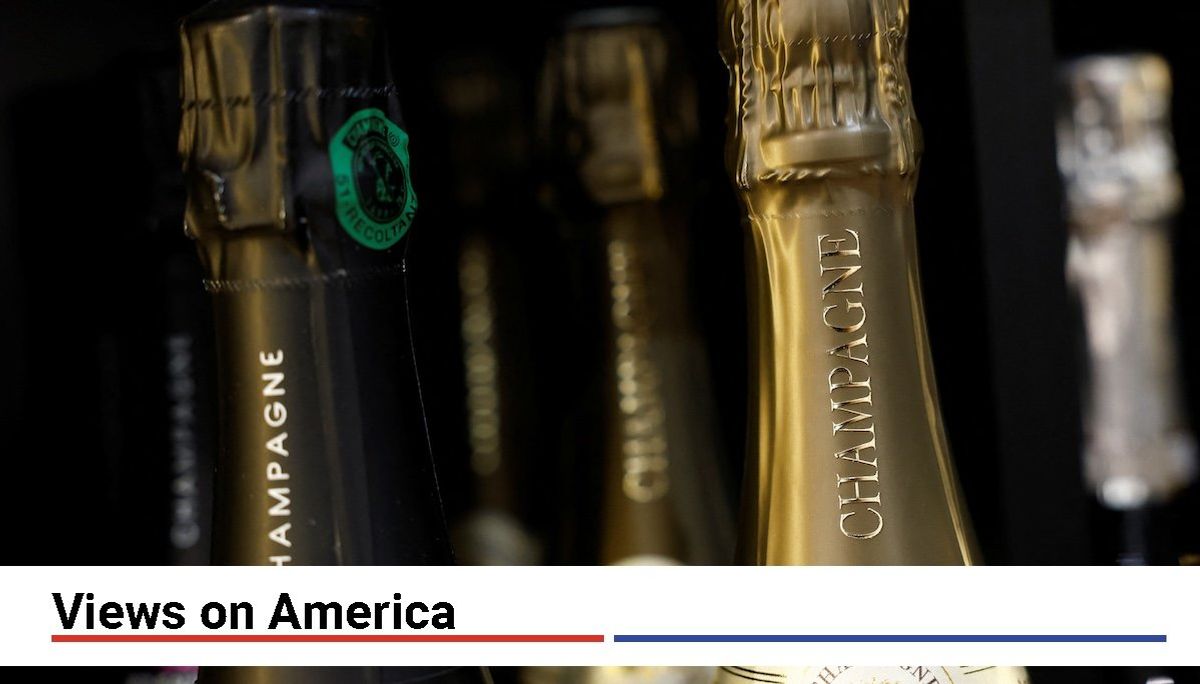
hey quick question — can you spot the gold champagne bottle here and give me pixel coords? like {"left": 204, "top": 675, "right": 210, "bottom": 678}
{"left": 717, "top": 1, "right": 1023, "bottom": 679}
{"left": 720, "top": 0, "right": 976, "bottom": 565}
{"left": 540, "top": 8, "right": 735, "bottom": 567}
{"left": 525, "top": 10, "right": 734, "bottom": 684}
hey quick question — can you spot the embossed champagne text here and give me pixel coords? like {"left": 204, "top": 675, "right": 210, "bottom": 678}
{"left": 818, "top": 228, "right": 883, "bottom": 540}
{"left": 260, "top": 349, "right": 294, "bottom": 565}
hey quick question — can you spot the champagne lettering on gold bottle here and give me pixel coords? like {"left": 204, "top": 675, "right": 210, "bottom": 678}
{"left": 717, "top": 1, "right": 1028, "bottom": 680}
{"left": 720, "top": 0, "right": 976, "bottom": 565}
{"left": 540, "top": 8, "right": 735, "bottom": 568}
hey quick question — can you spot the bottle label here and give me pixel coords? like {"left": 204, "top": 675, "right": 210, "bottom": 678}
{"left": 330, "top": 108, "right": 418, "bottom": 250}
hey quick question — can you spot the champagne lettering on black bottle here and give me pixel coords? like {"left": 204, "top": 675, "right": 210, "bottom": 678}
{"left": 180, "top": 2, "right": 488, "bottom": 682}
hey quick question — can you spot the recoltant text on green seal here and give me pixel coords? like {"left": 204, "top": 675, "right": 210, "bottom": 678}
{"left": 330, "top": 107, "right": 418, "bottom": 250}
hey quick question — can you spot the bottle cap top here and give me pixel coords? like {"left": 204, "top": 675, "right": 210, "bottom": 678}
{"left": 719, "top": 0, "right": 919, "bottom": 187}
{"left": 540, "top": 13, "right": 698, "bottom": 206}
{"left": 1057, "top": 53, "right": 1181, "bottom": 226}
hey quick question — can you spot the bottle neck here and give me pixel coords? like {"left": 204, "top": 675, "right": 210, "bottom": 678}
{"left": 738, "top": 175, "right": 976, "bottom": 565}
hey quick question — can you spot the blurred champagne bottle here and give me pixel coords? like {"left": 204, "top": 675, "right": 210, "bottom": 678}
{"left": 717, "top": 0, "right": 1025, "bottom": 678}
{"left": 124, "top": 55, "right": 216, "bottom": 684}
{"left": 179, "top": 1, "right": 487, "bottom": 682}
{"left": 538, "top": 6, "right": 736, "bottom": 568}
{"left": 11, "top": 52, "right": 216, "bottom": 684}
{"left": 135, "top": 56, "right": 215, "bottom": 572}
{"left": 1056, "top": 54, "right": 1197, "bottom": 565}
{"left": 433, "top": 54, "right": 546, "bottom": 566}
{"left": 5, "top": 58, "right": 215, "bottom": 573}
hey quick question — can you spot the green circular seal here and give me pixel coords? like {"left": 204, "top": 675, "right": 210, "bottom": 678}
{"left": 330, "top": 108, "right": 417, "bottom": 250}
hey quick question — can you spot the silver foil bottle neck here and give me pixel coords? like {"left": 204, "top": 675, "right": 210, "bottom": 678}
{"left": 1057, "top": 53, "right": 1196, "bottom": 510}
{"left": 1057, "top": 54, "right": 1181, "bottom": 228}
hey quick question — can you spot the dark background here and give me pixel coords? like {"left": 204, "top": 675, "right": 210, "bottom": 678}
{"left": 0, "top": 1, "right": 1198, "bottom": 679}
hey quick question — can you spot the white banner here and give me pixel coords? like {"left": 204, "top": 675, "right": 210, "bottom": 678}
{"left": 0, "top": 566, "right": 1192, "bottom": 667}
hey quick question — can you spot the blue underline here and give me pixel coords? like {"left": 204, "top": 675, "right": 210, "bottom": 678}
{"left": 612, "top": 635, "right": 1166, "bottom": 643}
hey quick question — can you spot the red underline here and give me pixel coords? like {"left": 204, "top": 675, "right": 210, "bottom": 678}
{"left": 52, "top": 634, "right": 604, "bottom": 644}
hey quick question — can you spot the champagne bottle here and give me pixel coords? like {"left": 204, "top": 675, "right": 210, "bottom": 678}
{"left": 719, "top": 0, "right": 977, "bottom": 565}
{"left": 433, "top": 55, "right": 545, "bottom": 566}
{"left": 136, "top": 56, "right": 216, "bottom": 571}
{"left": 180, "top": 2, "right": 486, "bottom": 682}
{"left": 539, "top": 7, "right": 735, "bottom": 567}
{"left": 130, "top": 56, "right": 215, "bottom": 684}
{"left": 717, "top": 1, "right": 1027, "bottom": 679}
{"left": 1056, "top": 54, "right": 1197, "bottom": 564}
